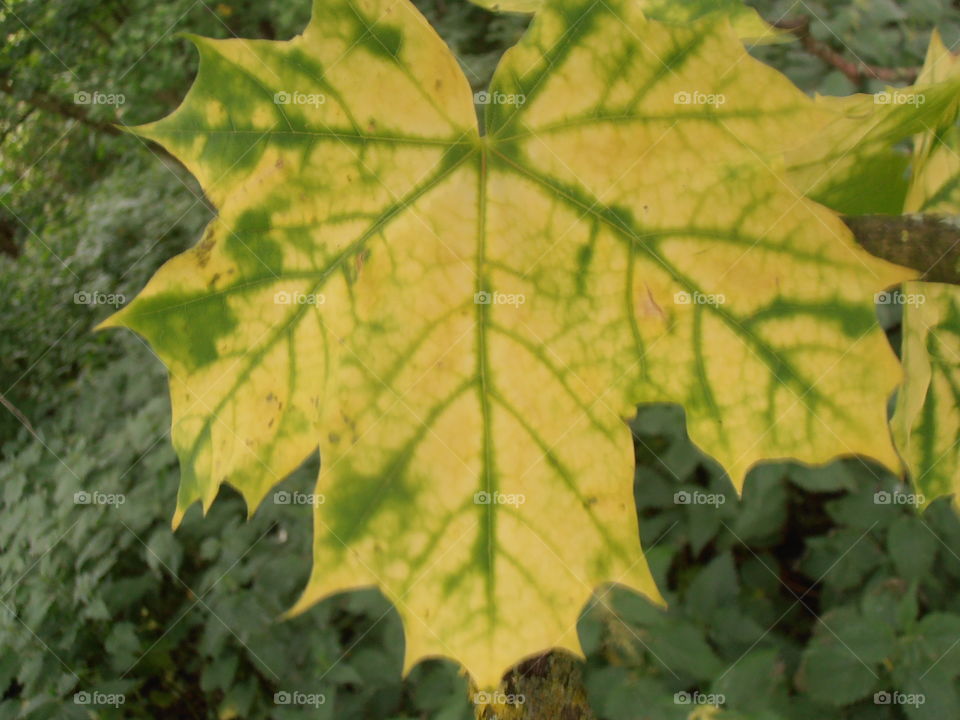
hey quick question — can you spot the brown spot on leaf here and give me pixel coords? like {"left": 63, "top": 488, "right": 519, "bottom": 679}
{"left": 355, "top": 248, "right": 369, "bottom": 274}
{"left": 638, "top": 284, "right": 666, "bottom": 321}
{"left": 194, "top": 229, "right": 217, "bottom": 268}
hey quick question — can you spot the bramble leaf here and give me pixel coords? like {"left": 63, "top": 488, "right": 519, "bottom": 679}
{"left": 105, "top": 0, "right": 917, "bottom": 685}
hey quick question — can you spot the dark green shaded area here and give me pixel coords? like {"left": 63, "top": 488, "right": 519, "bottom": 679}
{"left": 228, "top": 209, "right": 284, "bottom": 276}
{"left": 123, "top": 291, "right": 238, "bottom": 371}
{"left": 347, "top": 4, "right": 404, "bottom": 60}
{"left": 744, "top": 296, "right": 876, "bottom": 337}
{"left": 812, "top": 150, "right": 909, "bottom": 216}
{"left": 320, "top": 380, "right": 469, "bottom": 548}
{"left": 485, "top": 0, "right": 605, "bottom": 136}
{"left": 157, "top": 39, "right": 273, "bottom": 177}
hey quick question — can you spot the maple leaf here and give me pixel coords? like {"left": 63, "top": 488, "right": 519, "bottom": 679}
{"left": 103, "top": 0, "right": 920, "bottom": 685}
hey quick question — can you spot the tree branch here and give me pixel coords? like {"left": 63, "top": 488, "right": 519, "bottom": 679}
{"left": 773, "top": 18, "right": 919, "bottom": 84}
{"left": 843, "top": 214, "right": 960, "bottom": 284}
{"left": 0, "top": 77, "right": 122, "bottom": 136}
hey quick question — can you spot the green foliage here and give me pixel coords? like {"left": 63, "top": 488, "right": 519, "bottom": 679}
{"left": 4, "top": 0, "right": 960, "bottom": 717}
{"left": 581, "top": 405, "right": 960, "bottom": 720}
{"left": 748, "top": 0, "right": 960, "bottom": 95}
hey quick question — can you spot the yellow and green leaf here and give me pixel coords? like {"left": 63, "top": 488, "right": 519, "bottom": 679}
{"left": 891, "top": 283, "right": 960, "bottom": 507}
{"left": 467, "top": 0, "right": 785, "bottom": 45}
{"left": 891, "top": 31, "right": 960, "bottom": 507}
{"left": 904, "top": 30, "right": 960, "bottom": 215}
{"left": 783, "top": 81, "right": 960, "bottom": 215}
{"left": 104, "top": 0, "right": 916, "bottom": 686}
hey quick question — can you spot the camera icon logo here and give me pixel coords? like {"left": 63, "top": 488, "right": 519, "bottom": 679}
{"left": 74, "top": 491, "right": 91, "bottom": 505}
{"left": 274, "top": 91, "right": 291, "bottom": 105}
{"left": 274, "top": 491, "right": 291, "bottom": 505}
{"left": 474, "top": 491, "right": 491, "bottom": 505}
{"left": 473, "top": 91, "right": 491, "bottom": 105}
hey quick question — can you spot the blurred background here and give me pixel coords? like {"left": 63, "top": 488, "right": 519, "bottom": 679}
{"left": 2, "top": 0, "right": 960, "bottom": 718}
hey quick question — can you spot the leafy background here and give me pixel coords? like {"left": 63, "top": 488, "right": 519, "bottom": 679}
{"left": 1, "top": 0, "right": 959, "bottom": 718}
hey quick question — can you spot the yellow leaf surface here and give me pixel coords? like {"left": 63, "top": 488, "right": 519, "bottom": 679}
{"left": 104, "top": 0, "right": 916, "bottom": 686}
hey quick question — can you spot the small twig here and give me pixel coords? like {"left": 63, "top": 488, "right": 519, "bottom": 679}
{"left": 774, "top": 17, "right": 919, "bottom": 84}
{"left": 0, "top": 391, "right": 39, "bottom": 438}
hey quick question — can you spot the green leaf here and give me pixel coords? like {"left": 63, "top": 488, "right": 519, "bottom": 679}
{"left": 711, "top": 648, "right": 787, "bottom": 713}
{"left": 895, "top": 613, "right": 960, "bottom": 680}
{"left": 104, "top": 0, "right": 923, "bottom": 685}
{"left": 796, "top": 608, "right": 891, "bottom": 706}
{"left": 887, "top": 515, "right": 938, "bottom": 582}
{"left": 899, "top": 670, "right": 959, "bottom": 720}
{"left": 685, "top": 552, "right": 738, "bottom": 623}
